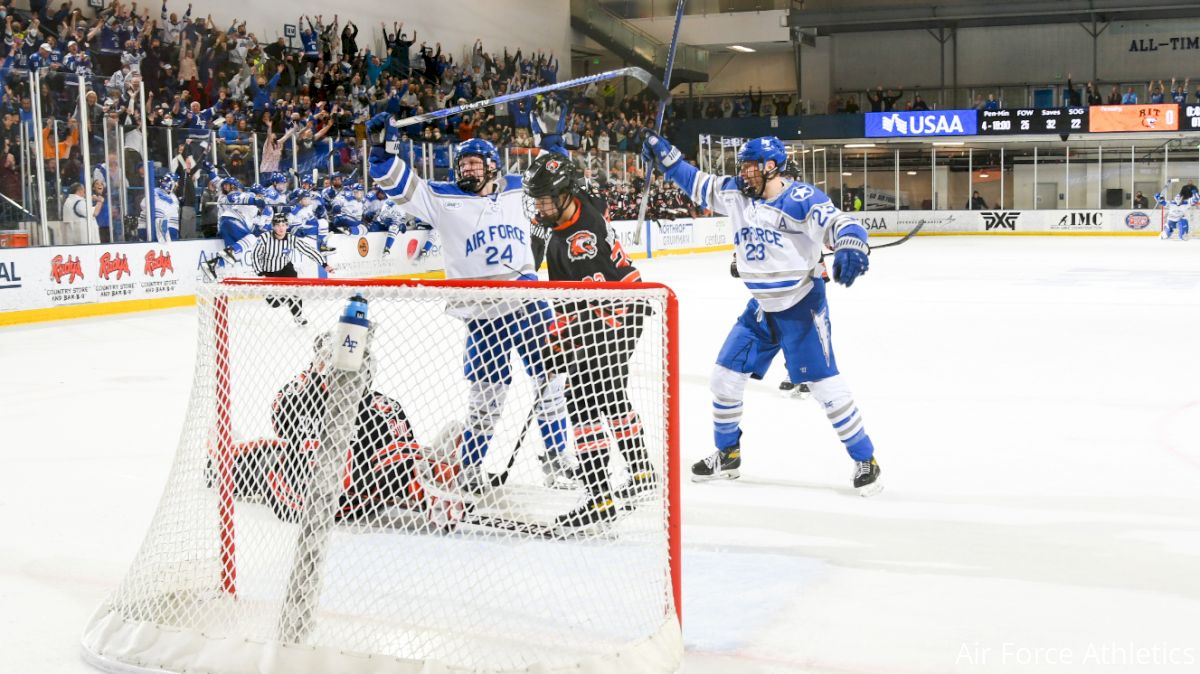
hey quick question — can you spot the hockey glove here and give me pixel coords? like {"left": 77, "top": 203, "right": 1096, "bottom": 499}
{"left": 641, "top": 130, "right": 681, "bottom": 172}
{"left": 832, "top": 236, "right": 869, "bottom": 287}
{"left": 366, "top": 112, "right": 390, "bottom": 135}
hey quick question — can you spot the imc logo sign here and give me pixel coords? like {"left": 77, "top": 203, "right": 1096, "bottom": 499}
{"left": 866, "top": 110, "right": 978, "bottom": 138}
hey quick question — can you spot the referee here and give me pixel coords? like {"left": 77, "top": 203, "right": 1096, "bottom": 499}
{"left": 252, "top": 212, "right": 335, "bottom": 326}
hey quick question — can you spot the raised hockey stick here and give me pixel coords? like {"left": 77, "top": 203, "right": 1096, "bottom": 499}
{"left": 393, "top": 67, "right": 668, "bottom": 130}
{"left": 869, "top": 218, "right": 925, "bottom": 250}
{"left": 635, "top": 0, "right": 687, "bottom": 258}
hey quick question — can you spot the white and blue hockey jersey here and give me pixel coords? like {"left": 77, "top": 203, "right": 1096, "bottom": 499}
{"left": 370, "top": 154, "right": 536, "bottom": 282}
{"left": 218, "top": 192, "right": 263, "bottom": 231}
{"left": 264, "top": 186, "right": 289, "bottom": 208}
{"left": 1154, "top": 192, "right": 1199, "bottom": 223}
{"left": 137, "top": 188, "right": 180, "bottom": 240}
{"left": 331, "top": 192, "right": 364, "bottom": 223}
{"left": 663, "top": 162, "right": 868, "bottom": 312}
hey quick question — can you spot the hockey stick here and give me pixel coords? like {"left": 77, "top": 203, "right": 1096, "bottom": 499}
{"left": 635, "top": 0, "right": 687, "bottom": 258}
{"left": 487, "top": 402, "right": 536, "bottom": 488}
{"left": 393, "top": 67, "right": 668, "bottom": 130}
{"left": 869, "top": 218, "right": 925, "bottom": 250}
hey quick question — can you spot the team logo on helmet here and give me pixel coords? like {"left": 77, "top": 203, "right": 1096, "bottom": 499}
{"left": 545, "top": 158, "right": 562, "bottom": 172}
{"left": 567, "top": 230, "right": 598, "bottom": 261}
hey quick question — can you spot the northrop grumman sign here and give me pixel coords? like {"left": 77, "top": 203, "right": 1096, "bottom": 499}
{"left": 865, "top": 110, "right": 978, "bottom": 138}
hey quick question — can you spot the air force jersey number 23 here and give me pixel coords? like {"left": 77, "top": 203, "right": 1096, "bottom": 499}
{"left": 666, "top": 161, "right": 868, "bottom": 312}
{"left": 369, "top": 154, "right": 536, "bottom": 281}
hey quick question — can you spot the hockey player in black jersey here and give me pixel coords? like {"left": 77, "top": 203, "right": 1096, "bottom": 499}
{"left": 524, "top": 153, "right": 656, "bottom": 531}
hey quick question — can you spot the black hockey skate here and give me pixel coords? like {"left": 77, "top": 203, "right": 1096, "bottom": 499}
{"left": 555, "top": 493, "right": 618, "bottom": 531}
{"left": 613, "top": 468, "right": 659, "bottom": 505}
{"left": 691, "top": 444, "right": 741, "bottom": 482}
{"left": 853, "top": 457, "right": 882, "bottom": 497}
{"left": 778, "top": 379, "right": 811, "bottom": 399}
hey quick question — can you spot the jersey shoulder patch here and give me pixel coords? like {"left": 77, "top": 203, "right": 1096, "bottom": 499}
{"left": 565, "top": 229, "right": 600, "bottom": 261}
{"left": 777, "top": 181, "right": 829, "bottom": 221}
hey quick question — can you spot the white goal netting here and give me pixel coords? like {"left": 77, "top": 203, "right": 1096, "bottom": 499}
{"left": 81, "top": 279, "right": 681, "bottom": 674}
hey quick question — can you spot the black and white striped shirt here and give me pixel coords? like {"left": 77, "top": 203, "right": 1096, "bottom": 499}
{"left": 250, "top": 233, "right": 328, "bottom": 274}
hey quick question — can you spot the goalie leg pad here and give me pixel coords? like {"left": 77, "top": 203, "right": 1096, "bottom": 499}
{"left": 809, "top": 374, "right": 875, "bottom": 462}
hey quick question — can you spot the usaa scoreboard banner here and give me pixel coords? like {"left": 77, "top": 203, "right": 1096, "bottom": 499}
{"left": 865, "top": 110, "right": 977, "bottom": 138}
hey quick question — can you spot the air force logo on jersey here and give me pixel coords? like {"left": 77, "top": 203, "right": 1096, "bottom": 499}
{"left": 789, "top": 184, "right": 815, "bottom": 202}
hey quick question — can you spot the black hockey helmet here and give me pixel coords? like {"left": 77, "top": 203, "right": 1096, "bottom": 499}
{"left": 271, "top": 211, "right": 289, "bottom": 226}
{"left": 523, "top": 152, "right": 578, "bottom": 224}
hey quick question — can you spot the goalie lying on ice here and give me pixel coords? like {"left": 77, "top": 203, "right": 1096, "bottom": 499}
{"left": 209, "top": 335, "right": 463, "bottom": 529}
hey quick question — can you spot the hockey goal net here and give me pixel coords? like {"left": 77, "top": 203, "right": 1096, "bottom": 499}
{"left": 82, "top": 278, "right": 681, "bottom": 674}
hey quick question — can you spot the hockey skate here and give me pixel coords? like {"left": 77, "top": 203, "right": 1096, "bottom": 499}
{"left": 853, "top": 457, "right": 883, "bottom": 497}
{"left": 456, "top": 464, "right": 490, "bottom": 497}
{"left": 613, "top": 467, "right": 659, "bottom": 505}
{"left": 554, "top": 492, "right": 618, "bottom": 532}
{"left": 778, "top": 379, "right": 811, "bottom": 399}
{"left": 201, "top": 257, "right": 220, "bottom": 282}
{"left": 691, "top": 444, "right": 741, "bottom": 482}
{"left": 539, "top": 452, "right": 580, "bottom": 489}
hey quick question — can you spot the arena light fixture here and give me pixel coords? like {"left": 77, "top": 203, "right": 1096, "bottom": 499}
{"left": 845, "top": 143, "right": 876, "bottom": 148}
{"left": 728, "top": 45, "right": 756, "bottom": 53}
{"left": 932, "top": 141, "right": 965, "bottom": 146}
{"left": 906, "top": 170, "right": 918, "bottom": 175}
{"left": 842, "top": 171, "right": 854, "bottom": 176}
{"left": 979, "top": 172, "right": 990, "bottom": 178}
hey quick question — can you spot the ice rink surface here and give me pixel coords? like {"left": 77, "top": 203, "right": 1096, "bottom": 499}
{"left": 3, "top": 236, "right": 1199, "bottom": 674}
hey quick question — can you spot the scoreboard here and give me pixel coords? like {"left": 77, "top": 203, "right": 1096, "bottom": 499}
{"left": 979, "top": 108, "right": 1088, "bottom": 135}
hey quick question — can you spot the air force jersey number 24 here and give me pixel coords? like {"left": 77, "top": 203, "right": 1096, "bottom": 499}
{"left": 369, "top": 154, "right": 536, "bottom": 281}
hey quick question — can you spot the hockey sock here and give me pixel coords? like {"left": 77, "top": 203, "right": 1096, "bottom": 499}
{"left": 535, "top": 374, "right": 569, "bottom": 455}
{"left": 384, "top": 235, "right": 396, "bottom": 251}
{"left": 710, "top": 365, "right": 750, "bottom": 449}
{"left": 810, "top": 375, "right": 875, "bottom": 461}
{"left": 458, "top": 429, "right": 491, "bottom": 468}
{"left": 573, "top": 423, "right": 612, "bottom": 496}
{"left": 1181, "top": 219, "right": 1190, "bottom": 239}
{"left": 608, "top": 408, "right": 650, "bottom": 474}
{"left": 462, "top": 380, "right": 507, "bottom": 466}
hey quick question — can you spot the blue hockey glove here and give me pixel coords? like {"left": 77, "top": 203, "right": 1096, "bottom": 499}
{"left": 366, "top": 112, "right": 390, "bottom": 135}
{"left": 832, "top": 236, "right": 869, "bottom": 287}
{"left": 641, "top": 130, "right": 681, "bottom": 171}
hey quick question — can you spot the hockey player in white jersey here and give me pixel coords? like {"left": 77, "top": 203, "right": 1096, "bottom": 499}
{"left": 331, "top": 183, "right": 367, "bottom": 235}
{"left": 1154, "top": 186, "right": 1199, "bottom": 240}
{"left": 369, "top": 132, "right": 571, "bottom": 491}
{"left": 643, "top": 132, "right": 881, "bottom": 495}
{"left": 264, "top": 172, "right": 290, "bottom": 210}
{"left": 138, "top": 174, "right": 181, "bottom": 242}
{"left": 203, "top": 177, "right": 266, "bottom": 280}
{"left": 364, "top": 187, "right": 433, "bottom": 258}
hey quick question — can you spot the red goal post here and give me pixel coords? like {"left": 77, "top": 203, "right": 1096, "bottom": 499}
{"left": 82, "top": 277, "right": 681, "bottom": 674}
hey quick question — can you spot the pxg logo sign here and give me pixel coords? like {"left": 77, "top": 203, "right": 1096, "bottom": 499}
{"left": 981, "top": 211, "right": 1020, "bottom": 231}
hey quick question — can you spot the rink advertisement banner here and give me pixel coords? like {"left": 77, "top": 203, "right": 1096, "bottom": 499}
{"left": 1088, "top": 104, "right": 1179, "bottom": 132}
{"left": 865, "top": 110, "right": 977, "bottom": 138}
{"left": 608, "top": 217, "right": 732, "bottom": 255}
{"left": 0, "top": 231, "right": 445, "bottom": 315}
{"left": 848, "top": 210, "right": 1158, "bottom": 234}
